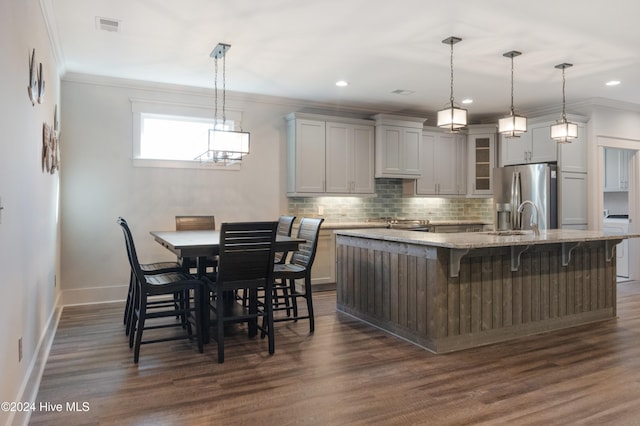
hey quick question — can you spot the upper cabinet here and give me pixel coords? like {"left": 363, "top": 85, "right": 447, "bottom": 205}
{"left": 286, "top": 113, "right": 375, "bottom": 197}
{"left": 604, "top": 147, "right": 631, "bottom": 192}
{"left": 467, "top": 125, "right": 497, "bottom": 197}
{"left": 373, "top": 114, "right": 426, "bottom": 178}
{"left": 415, "top": 129, "right": 466, "bottom": 196}
{"left": 500, "top": 115, "right": 587, "bottom": 171}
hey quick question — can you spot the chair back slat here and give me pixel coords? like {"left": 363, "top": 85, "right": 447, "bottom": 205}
{"left": 291, "top": 218, "right": 324, "bottom": 268}
{"left": 217, "top": 222, "right": 278, "bottom": 284}
{"left": 276, "top": 215, "right": 296, "bottom": 236}
{"left": 176, "top": 215, "right": 216, "bottom": 231}
{"left": 117, "top": 217, "right": 145, "bottom": 282}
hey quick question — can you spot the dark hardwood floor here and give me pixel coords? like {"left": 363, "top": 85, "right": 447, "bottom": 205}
{"left": 32, "top": 282, "right": 640, "bottom": 425}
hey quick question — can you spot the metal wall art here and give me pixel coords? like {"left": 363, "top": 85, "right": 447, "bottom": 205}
{"left": 28, "top": 48, "right": 45, "bottom": 106}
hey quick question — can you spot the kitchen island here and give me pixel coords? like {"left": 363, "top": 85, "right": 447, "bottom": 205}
{"left": 335, "top": 228, "right": 638, "bottom": 353}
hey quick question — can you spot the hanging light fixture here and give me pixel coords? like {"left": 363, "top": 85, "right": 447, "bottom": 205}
{"left": 550, "top": 63, "right": 578, "bottom": 144}
{"left": 437, "top": 36, "right": 467, "bottom": 131}
{"left": 498, "top": 50, "right": 527, "bottom": 138}
{"left": 195, "top": 43, "right": 250, "bottom": 164}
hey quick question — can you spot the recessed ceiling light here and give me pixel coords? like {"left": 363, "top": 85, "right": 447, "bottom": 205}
{"left": 336, "top": 80, "right": 349, "bottom": 87}
{"left": 391, "top": 89, "right": 415, "bottom": 95}
{"left": 461, "top": 98, "right": 473, "bottom": 104}
{"left": 606, "top": 80, "right": 621, "bottom": 86}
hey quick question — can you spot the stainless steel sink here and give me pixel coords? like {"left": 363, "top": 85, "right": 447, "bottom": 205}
{"left": 483, "top": 230, "right": 530, "bottom": 236}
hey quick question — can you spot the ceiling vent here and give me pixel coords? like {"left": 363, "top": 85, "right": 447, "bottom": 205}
{"left": 96, "top": 17, "right": 120, "bottom": 32}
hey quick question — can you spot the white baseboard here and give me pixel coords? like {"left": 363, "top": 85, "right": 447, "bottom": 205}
{"left": 62, "top": 284, "right": 127, "bottom": 306}
{"left": 10, "top": 293, "right": 62, "bottom": 426}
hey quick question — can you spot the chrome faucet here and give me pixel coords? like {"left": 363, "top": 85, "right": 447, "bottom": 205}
{"left": 517, "top": 200, "right": 540, "bottom": 236}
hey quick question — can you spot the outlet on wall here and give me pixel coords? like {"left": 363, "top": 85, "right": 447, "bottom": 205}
{"left": 18, "top": 337, "right": 22, "bottom": 362}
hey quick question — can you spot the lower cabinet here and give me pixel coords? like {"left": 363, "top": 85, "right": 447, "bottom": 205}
{"left": 308, "top": 228, "right": 336, "bottom": 290}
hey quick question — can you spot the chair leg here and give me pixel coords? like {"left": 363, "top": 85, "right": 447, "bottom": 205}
{"left": 304, "top": 276, "right": 315, "bottom": 333}
{"left": 124, "top": 270, "right": 134, "bottom": 326}
{"left": 216, "top": 289, "right": 225, "bottom": 363}
{"left": 133, "top": 295, "right": 147, "bottom": 363}
{"left": 195, "top": 285, "right": 204, "bottom": 354}
{"left": 266, "top": 287, "right": 275, "bottom": 355}
{"left": 288, "top": 279, "right": 299, "bottom": 319}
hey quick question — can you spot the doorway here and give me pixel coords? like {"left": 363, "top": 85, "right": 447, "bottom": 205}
{"left": 597, "top": 138, "right": 639, "bottom": 282}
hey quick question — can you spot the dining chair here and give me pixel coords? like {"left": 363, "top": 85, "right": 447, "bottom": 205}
{"left": 203, "top": 221, "right": 278, "bottom": 363}
{"left": 243, "top": 215, "right": 297, "bottom": 309}
{"left": 267, "top": 217, "right": 324, "bottom": 334}
{"left": 118, "top": 217, "right": 183, "bottom": 337}
{"left": 118, "top": 218, "right": 205, "bottom": 363}
{"left": 175, "top": 215, "right": 217, "bottom": 274}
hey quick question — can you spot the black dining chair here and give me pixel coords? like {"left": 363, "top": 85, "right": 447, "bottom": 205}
{"left": 118, "top": 218, "right": 205, "bottom": 363}
{"left": 203, "top": 221, "right": 278, "bottom": 363}
{"left": 175, "top": 215, "right": 218, "bottom": 275}
{"left": 118, "top": 217, "right": 183, "bottom": 337}
{"left": 267, "top": 217, "right": 323, "bottom": 334}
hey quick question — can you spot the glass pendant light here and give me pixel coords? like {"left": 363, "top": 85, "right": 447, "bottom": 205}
{"left": 437, "top": 36, "right": 467, "bottom": 131}
{"left": 550, "top": 63, "right": 578, "bottom": 144}
{"left": 498, "top": 51, "right": 527, "bottom": 138}
{"left": 195, "top": 43, "right": 250, "bottom": 164}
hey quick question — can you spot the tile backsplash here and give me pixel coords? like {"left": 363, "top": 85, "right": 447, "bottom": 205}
{"left": 288, "top": 179, "right": 494, "bottom": 222}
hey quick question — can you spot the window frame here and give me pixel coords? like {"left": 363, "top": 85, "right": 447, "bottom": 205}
{"left": 131, "top": 98, "right": 244, "bottom": 170}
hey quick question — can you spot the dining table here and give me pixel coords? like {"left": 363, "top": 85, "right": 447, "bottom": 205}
{"left": 150, "top": 229, "right": 304, "bottom": 343}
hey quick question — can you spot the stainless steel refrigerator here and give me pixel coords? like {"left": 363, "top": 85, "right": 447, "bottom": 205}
{"left": 493, "top": 163, "right": 558, "bottom": 231}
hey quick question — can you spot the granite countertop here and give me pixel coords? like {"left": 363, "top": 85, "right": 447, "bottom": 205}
{"left": 334, "top": 228, "right": 639, "bottom": 249}
{"left": 321, "top": 220, "right": 491, "bottom": 230}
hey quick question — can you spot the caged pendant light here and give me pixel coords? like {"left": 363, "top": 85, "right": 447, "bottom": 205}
{"left": 437, "top": 36, "right": 467, "bottom": 132}
{"left": 195, "top": 43, "right": 250, "bottom": 165}
{"left": 550, "top": 63, "right": 578, "bottom": 144}
{"left": 498, "top": 51, "right": 527, "bottom": 138}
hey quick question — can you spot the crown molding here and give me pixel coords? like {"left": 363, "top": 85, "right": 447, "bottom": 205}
{"left": 39, "top": 0, "right": 66, "bottom": 76}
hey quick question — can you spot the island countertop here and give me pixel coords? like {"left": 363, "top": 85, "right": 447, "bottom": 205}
{"left": 334, "top": 228, "right": 639, "bottom": 249}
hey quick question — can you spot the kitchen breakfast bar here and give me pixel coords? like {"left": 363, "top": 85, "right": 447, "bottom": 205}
{"left": 335, "top": 228, "right": 638, "bottom": 353}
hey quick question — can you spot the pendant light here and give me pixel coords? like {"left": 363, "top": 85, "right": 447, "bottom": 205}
{"left": 437, "top": 36, "right": 467, "bottom": 131}
{"left": 498, "top": 51, "right": 527, "bottom": 138}
{"left": 195, "top": 43, "right": 250, "bottom": 164}
{"left": 550, "top": 63, "right": 577, "bottom": 144}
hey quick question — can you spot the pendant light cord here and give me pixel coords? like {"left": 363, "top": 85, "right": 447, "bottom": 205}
{"left": 449, "top": 40, "right": 455, "bottom": 108}
{"left": 510, "top": 55, "right": 515, "bottom": 115}
{"left": 561, "top": 67, "right": 567, "bottom": 121}
{"left": 214, "top": 56, "right": 218, "bottom": 130}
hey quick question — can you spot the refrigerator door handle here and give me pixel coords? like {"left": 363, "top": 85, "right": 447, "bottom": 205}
{"left": 511, "top": 171, "right": 521, "bottom": 230}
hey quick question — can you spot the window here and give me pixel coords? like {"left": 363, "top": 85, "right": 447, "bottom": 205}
{"left": 131, "top": 99, "right": 243, "bottom": 169}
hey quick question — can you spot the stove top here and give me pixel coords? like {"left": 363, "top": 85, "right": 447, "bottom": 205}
{"left": 366, "top": 217, "right": 430, "bottom": 229}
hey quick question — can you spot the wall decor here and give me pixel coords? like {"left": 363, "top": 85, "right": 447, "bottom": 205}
{"left": 42, "top": 122, "right": 51, "bottom": 172}
{"left": 37, "top": 62, "right": 45, "bottom": 104}
{"left": 28, "top": 49, "right": 38, "bottom": 106}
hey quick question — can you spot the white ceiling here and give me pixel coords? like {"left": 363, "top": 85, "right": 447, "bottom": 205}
{"left": 45, "top": 0, "right": 640, "bottom": 121}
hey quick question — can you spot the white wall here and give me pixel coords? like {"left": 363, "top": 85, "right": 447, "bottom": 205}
{"left": 0, "top": 1, "right": 61, "bottom": 424}
{"left": 59, "top": 75, "right": 325, "bottom": 304}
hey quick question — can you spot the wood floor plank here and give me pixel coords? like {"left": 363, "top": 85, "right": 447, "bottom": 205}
{"left": 31, "top": 283, "right": 640, "bottom": 425}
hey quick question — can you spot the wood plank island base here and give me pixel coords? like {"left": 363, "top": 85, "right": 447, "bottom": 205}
{"left": 335, "top": 228, "right": 639, "bottom": 354}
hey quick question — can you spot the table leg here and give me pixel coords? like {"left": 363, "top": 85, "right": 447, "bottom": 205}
{"left": 197, "top": 256, "right": 211, "bottom": 343}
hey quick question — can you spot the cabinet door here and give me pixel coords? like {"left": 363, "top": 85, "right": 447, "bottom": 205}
{"left": 559, "top": 171, "right": 587, "bottom": 226}
{"left": 558, "top": 123, "right": 587, "bottom": 173}
{"left": 376, "top": 126, "right": 402, "bottom": 176}
{"left": 294, "top": 119, "right": 325, "bottom": 193}
{"left": 435, "top": 133, "right": 459, "bottom": 195}
{"left": 416, "top": 132, "right": 437, "bottom": 195}
{"left": 604, "top": 148, "right": 621, "bottom": 191}
{"left": 530, "top": 124, "right": 557, "bottom": 163}
{"left": 469, "top": 134, "right": 495, "bottom": 196}
{"left": 325, "top": 122, "right": 351, "bottom": 193}
{"left": 403, "top": 128, "right": 422, "bottom": 175}
{"left": 351, "top": 125, "right": 375, "bottom": 194}
{"left": 500, "top": 132, "right": 529, "bottom": 166}
{"left": 620, "top": 149, "right": 630, "bottom": 190}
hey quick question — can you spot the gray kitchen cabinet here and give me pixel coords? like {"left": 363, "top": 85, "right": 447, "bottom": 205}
{"left": 604, "top": 147, "right": 630, "bottom": 192}
{"left": 286, "top": 113, "right": 374, "bottom": 196}
{"left": 373, "top": 114, "right": 426, "bottom": 178}
{"left": 413, "top": 129, "right": 466, "bottom": 196}
{"left": 500, "top": 123, "right": 556, "bottom": 165}
{"left": 559, "top": 171, "right": 588, "bottom": 227}
{"left": 467, "top": 125, "right": 497, "bottom": 196}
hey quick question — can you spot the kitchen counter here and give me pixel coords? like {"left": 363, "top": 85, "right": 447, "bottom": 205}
{"left": 335, "top": 228, "right": 637, "bottom": 354}
{"left": 334, "top": 228, "right": 638, "bottom": 249}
